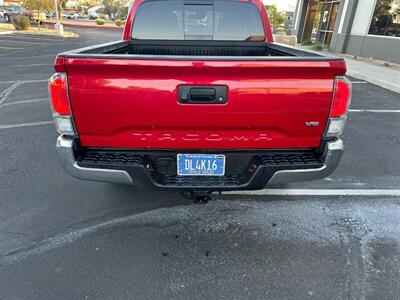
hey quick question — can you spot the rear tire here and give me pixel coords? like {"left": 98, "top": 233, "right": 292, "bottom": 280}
{"left": 5, "top": 14, "right": 10, "bottom": 23}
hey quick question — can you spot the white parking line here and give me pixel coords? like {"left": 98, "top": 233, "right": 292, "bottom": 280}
{"left": 0, "top": 82, "right": 22, "bottom": 105}
{"left": 0, "top": 46, "right": 23, "bottom": 50}
{"left": 349, "top": 81, "right": 367, "bottom": 84}
{"left": 2, "top": 35, "right": 64, "bottom": 42}
{"left": 349, "top": 109, "right": 400, "bottom": 113}
{"left": 2, "top": 98, "right": 48, "bottom": 106}
{"left": 225, "top": 189, "right": 400, "bottom": 196}
{"left": 0, "top": 79, "right": 48, "bottom": 84}
{"left": 0, "top": 54, "right": 54, "bottom": 60}
{"left": 0, "top": 39, "right": 46, "bottom": 45}
{"left": 14, "top": 64, "right": 49, "bottom": 67}
{"left": 0, "top": 121, "right": 53, "bottom": 130}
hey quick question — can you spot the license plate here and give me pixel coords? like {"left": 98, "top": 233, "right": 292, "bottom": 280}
{"left": 177, "top": 154, "right": 225, "bottom": 176}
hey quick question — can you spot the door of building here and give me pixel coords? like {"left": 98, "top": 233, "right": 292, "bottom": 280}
{"left": 316, "top": 0, "right": 340, "bottom": 44}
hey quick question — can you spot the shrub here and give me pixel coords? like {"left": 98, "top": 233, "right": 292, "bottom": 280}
{"left": 96, "top": 18, "right": 105, "bottom": 25}
{"left": 11, "top": 15, "right": 31, "bottom": 31}
{"left": 311, "top": 43, "right": 325, "bottom": 51}
{"left": 301, "top": 39, "right": 314, "bottom": 46}
{"left": 384, "top": 62, "right": 391, "bottom": 67}
{"left": 114, "top": 19, "right": 124, "bottom": 26}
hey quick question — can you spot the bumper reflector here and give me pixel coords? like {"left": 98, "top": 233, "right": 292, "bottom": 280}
{"left": 54, "top": 115, "right": 75, "bottom": 135}
{"left": 326, "top": 117, "right": 346, "bottom": 137}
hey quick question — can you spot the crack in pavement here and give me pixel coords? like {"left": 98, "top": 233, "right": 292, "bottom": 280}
{"left": 0, "top": 206, "right": 190, "bottom": 264}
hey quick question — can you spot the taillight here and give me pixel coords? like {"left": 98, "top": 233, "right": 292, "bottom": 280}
{"left": 49, "top": 73, "right": 70, "bottom": 115}
{"left": 331, "top": 77, "right": 352, "bottom": 117}
{"left": 49, "top": 73, "right": 75, "bottom": 136}
{"left": 326, "top": 76, "right": 352, "bottom": 137}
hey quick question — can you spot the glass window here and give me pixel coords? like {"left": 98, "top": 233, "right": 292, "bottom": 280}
{"left": 10, "top": 6, "right": 21, "bottom": 12}
{"left": 369, "top": 0, "right": 400, "bottom": 37}
{"left": 213, "top": 1, "right": 265, "bottom": 40}
{"left": 131, "top": 1, "right": 184, "bottom": 40}
{"left": 132, "top": 0, "right": 265, "bottom": 41}
{"left": 184, "top": 5, "right": 214, "bottom": 40}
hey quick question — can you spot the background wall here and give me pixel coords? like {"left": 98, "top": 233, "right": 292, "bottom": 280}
{"left": 330, "top": 0, "right": 400, "bottom": 63}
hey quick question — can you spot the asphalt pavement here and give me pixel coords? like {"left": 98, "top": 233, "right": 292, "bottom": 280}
{"left": 0, "top": 26, "right": 400, "bottom": 299}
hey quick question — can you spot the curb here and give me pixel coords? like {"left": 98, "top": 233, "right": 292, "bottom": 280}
{"left": 347, "top": 70, "right": 400, "bottom": 94}
{"left": 0, "top": 29, "right": 78, "bottom": 38}
{"left": 43, "top": 21, "right": 123, "bottom": 30}
{"left": 18, "top": 31, "right": 79, "bottom": 38}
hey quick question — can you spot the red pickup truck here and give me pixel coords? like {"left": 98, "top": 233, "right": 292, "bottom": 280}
{"left": 49, "top": 0, "right": 351, "bottom": 196}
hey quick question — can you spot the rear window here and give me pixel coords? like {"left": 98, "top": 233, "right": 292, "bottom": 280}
{"left": 132, "top": 0, "right": 265, "bottom": 41}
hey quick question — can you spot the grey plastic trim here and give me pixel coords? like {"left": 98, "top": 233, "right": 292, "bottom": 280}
{"left": 56, "top": 136, "right": 134, "bottom": 184}
{"left": 62, "top": 53, "right": 344, "bottom": 61}
{"left": 267, "top": 139, "right": 344, "bottom": 185}
{"left": 58, "top": 40, "right": 343, "bottom": 61}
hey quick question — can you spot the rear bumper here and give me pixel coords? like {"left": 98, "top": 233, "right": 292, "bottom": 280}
{"left": 267, "top": 139, "right": 343, "bottom": 185}
{"left": 56, "top": 136, "right": 343, "bottom": 190}
{"left": 56, "top": 137, "right": 134, "bottom": 185}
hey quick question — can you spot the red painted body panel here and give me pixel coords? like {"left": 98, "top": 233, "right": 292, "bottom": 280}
{"left": 65, "top": 58, "right": 346, "bottom": 149}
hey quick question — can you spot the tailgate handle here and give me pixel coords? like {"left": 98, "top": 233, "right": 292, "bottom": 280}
{"left": 179, "top": 85, "right": 227, "bottom": 104}
{"left": 190, "top": 88, "right": 216, "bottom": 101}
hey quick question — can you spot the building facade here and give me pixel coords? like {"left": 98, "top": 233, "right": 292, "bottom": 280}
{"left": 293, "top": 0, "right": 400, "bottom": 63}
{"left": 0, "top": 0, "right": 21, "bottom": 6}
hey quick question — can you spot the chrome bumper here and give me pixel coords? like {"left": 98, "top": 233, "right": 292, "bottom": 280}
{"left": 56, "top": 136, "right": 133, "bottom": 184}
{"left": 56, "top": 136, "right": 343, "bottom": 187}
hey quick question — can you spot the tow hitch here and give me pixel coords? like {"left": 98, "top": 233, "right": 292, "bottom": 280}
{"left": 181, "top": 191, "right": 214, "bottom": 203}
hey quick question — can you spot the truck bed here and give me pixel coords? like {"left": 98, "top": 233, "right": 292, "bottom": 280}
{"left": 61, "top": 40, "right": 336, "bottom": 60}
{"left": 56, "top": 40, "right": 346, "bottom": 150}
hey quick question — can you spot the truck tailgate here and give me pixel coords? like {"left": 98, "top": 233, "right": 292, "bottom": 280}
{"left": 65, "top": 58, "right": 345, "bottom": 149}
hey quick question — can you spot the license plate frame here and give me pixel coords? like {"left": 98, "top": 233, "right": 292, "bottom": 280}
{"left": 177, "top": 154, "right": 225, "bottom": 176}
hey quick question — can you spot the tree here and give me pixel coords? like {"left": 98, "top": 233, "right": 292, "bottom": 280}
{"left": 76, "top": 0, "right": 100, "bottom": 14}
{"left": 265, "top": 4, "right": 286, "bottom": 33}
{"left": 57, "top": 0, "right": 68, "bottom": 20}
{"left": 22, "top": 0, "right": 53, "bottom": 29}
{"left": 102, "top": 0, "right": 129, "bottom": 20}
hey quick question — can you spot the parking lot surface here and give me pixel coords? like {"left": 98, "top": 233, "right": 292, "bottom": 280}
{"left": 0, "top": 27, "right": 399, "bottom": 299}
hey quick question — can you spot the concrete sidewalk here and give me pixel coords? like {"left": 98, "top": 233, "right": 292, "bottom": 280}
{"left": 296, "top": 44, "right": 399, "bottom": 93}
{"left": 345, "top": 58, "right": 400, "bottom": 94}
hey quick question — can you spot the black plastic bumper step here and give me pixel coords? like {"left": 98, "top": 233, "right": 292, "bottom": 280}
{"left": 257, "top": 153, "right": 323, "bottom": 168}
{"left": 77, "top": 151, "right": 143, "bottom": 166}
{"left": 76, "top": 149, "right": 324, "bottom": 189}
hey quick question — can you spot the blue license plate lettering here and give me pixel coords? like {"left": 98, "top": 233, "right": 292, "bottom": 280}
{"left": 177, "top": 154, "right": 225, "bottom": 176}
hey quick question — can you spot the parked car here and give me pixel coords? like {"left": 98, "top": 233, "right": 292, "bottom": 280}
{"left": 87, "top": 6, "right": 108, "bottom": 20}
{"left": 3, "top": 6, "right": 45, "bottom": 23}
{"left": 88, "top": 11, "right": 104, "bottom": 20}
{"left": 49, "top": 0, "right": 351, "bottom": 199}
{"left": 3, "top": 6, "right": 27, "bottom": 23}
{"left": 62, "top": 12, "right": 79, "bottom": 19}
{"left": 88, "top": 12, "right": 96, "bottom": 20}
